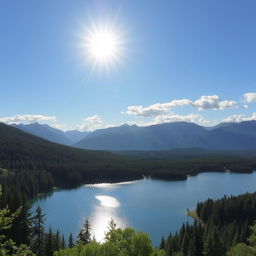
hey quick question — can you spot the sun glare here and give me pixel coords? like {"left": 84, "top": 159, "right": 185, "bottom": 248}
{"left": 88, "top": 29, "right": 118, "bottom": 60}
{"left": 81, "top": 23, "right": 124, "bottom": 70}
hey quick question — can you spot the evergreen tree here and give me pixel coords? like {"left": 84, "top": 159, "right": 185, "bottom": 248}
{"left": 188, "top": 237, "right": 196, "bottom": 256}
{"left": 77, "top": 219, "right": 91, "bottom": 244}
{"left": 165, "top": 234, "right": 174, "bottom": 256}
{"left": 54, "top": 229, "right": 61, "bottom": 251}
{"left": 45, "top": 228, "right": 54, "bottom": 256}
{"left": 14, "top": 199, "right": 32, "bottom": 245}
{"left": 159, "top": 236, "right": 165, "bottom": 250}
{"left": 68, "top": 233, "right": 74, "bottom": 248}
{"left": 203, "top": 231, "right": 215, "bottom": 256}
{"left": 0, "top": 185, "right": 34, "bottom": 255}
{"left": 61, "top": 235, "right": 66, "bottom": 249}
{"left": 30, "top": 206, "right": 45, "bottom": 256}
{"left": 181, "top": 231, "right": 190, "bottom": 255}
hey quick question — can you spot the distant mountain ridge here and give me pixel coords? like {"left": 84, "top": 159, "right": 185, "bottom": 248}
{"left": 10, "top": 121, "right": 256, "bottom": 151}
{"left": 12, "top": 123, "right": 89, "bottom": 145}
{"left": 74, "top": 121, "right": 256, "bottom": 151}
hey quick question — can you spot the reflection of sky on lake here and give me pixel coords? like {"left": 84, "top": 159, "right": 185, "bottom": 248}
{"left": 90, "top": 195, "right": 127, "bottom": 242}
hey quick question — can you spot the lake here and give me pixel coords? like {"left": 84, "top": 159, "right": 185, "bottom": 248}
{"left": 31, "top": 172, "right": 256, "bottom": 245}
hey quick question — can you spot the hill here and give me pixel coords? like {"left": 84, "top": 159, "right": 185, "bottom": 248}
{"left": 0, "top": 123, "right": 138, "bottom": 186}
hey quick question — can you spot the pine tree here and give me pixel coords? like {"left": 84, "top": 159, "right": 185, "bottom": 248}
{"left": 165, "top": 234, "right": 174, "bottom": 256}
{"left": 68, "top": 233, "right": 74, "bottom": 248}
{"left": 77, "top": 219, "right": 91, "bottom": 244}
{"left": 0, "top": 185, "right": 33, "bottom": 255}
{"left": 45, "top": 228, "right": 54, "bottom": 256}
{"left": 181, "top": 231, "right": 190, "bottom": 255}
{"left": 159, "top": 236, "right": 165, "bottom": 250}
{"left": 54, "top": 229, "right": 61, "bottom": 251}
{"left": 188, "top": 237, "right": 196, "bottom": 256}
{"left": 31, "top": 206, "right": 45, "bottom": 256}
{"left": 61, "top": 235, "right": 66, "bottom": 249}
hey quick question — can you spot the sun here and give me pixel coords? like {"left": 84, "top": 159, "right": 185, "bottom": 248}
{"left": 81, "top": 23, "right": 124, "bottom": 70}
{"left": 88, "top": 29, "right": 119, "bottom": 61}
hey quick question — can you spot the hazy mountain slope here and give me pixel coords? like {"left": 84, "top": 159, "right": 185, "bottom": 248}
{"left": 195, "top": 129, "right": 256, "bottom": 150}
{"left": 75, "top": 122, "right": 209, "bottom": 150}
{"left": 65, "top": 130, "right": 89, "bottom": 143}
{"left": 212, "top": 120, "right": 256, "bottom": 138}
{"left": 75, "top": 121, "right": 256, "bottom": 151}
{"left": 13, "top": 122, "right": 72, "bottom": 145}
{"left": 85, "top": 124, "right": 140, "bottom": 139}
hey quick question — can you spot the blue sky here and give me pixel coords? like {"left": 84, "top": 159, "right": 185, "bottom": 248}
{"left": 0, "top": 0, "right": 256, "bottom": 131}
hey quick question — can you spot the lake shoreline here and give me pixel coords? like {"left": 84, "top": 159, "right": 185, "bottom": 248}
{"left": 53, "top": 168, "right": 256, "bottom": 190}
{"left": 31, "top": 169, "right": 256, "bottom": 202}
{"left": 31, "top": 171, "right": 256, "bottom": 245}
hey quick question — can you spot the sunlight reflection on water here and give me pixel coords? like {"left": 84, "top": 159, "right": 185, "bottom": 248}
{"left": 85, "top": 180, "right": 138, "bottom": 189}
{"left": 90, "top": 195, "right": 127, "bottom": 242}
{"left": 95, "top": 195, "right": 120, "bottom": 208}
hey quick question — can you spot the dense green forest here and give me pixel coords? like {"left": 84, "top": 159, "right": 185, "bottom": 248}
{"left": 1, "top": 123, "right": 256, "bottom": 191}
{"left": 161, "top": 192, "right": 256, "bottom": 256}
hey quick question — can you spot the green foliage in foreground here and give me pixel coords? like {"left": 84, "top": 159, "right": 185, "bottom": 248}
{"left": 54, "top": 220, "right": 165, "bottom": 256}
{"left": 227, "top": 225, "right": 256, "bottom": 256}
{"left": 0, "top": 186, "right": 34, "bottom": 256}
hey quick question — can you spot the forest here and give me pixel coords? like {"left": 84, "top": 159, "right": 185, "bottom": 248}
{"left": 161, "top": 192, "right": 256, "bottom": 255}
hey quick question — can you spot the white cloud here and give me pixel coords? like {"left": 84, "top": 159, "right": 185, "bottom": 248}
{"left": 125, "top": 99, "right": 191, "bottom": 117}
{"left": 0, "top": 114, "right": 56, "bottom": 124}
{"left": 76, "top": 115, "right": 104, "bottom": 131}
{"left": 124, "top": 95, "right": 237, "bottom": 117}
{"left": 223, "top": 112, "right": 256, "bottom": 123}
{"left": 153, "top": 113, "right": 210, "bottom": 125}
{"left": 243, "top": 93, "right": 256, "bottom": 103}
{"left": 51, "top": 123, "right": 70, "bottom": 131}
{"left": 192, "top": 95, "right": 236, "bottom": 110}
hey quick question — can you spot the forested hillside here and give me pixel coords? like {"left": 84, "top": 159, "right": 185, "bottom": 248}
{"left": 0, "top": 122, "right": 140, "bottom": 186}
{"left": 162, "top": 192, "right": 256, "bottom": 256}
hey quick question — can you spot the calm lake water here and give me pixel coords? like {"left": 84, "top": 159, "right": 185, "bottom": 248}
{"left": 31, "top": 172, "right": 256, "bottom": 245}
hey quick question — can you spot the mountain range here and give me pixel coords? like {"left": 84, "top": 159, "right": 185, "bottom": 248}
{"left": 11, "top": 121, "right": 256, "bottom": 151}
{"left": 75, "top": 121, "right": 256, "bottom": 151}
{"left": 12, "top": 123, "right": 89, "bottom": 145}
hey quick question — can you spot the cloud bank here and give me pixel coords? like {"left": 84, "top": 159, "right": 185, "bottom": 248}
{"left": 0, "top": 114, "right": 56, "bottom": 124}
{"left": 124, "top": 95, "right": 237, "bottom": 118}
{"left": 154, "top": 114, "right": 210, "bottom": 125}
{"left": 223, "top": 112, "right": 256, "bottom": 123}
